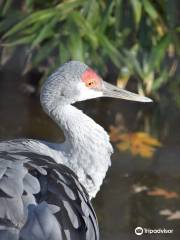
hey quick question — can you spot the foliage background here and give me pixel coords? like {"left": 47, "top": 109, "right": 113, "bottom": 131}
{"left": 0, "top": 0, "right": 179, "bottom": 103}
{"left": 0, "top": 1, "right": 180, "bottom": 239}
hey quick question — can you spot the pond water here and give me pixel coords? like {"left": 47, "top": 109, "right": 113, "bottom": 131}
{"left": 0, "top": 67, "right": 180, "bottom": 240}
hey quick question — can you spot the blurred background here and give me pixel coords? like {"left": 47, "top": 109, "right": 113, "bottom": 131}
{"left": 0, "top": 0, "right": 180, "bottom": 239}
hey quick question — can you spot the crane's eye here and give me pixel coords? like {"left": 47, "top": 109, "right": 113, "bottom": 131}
{"left": 81, "top": 68, "right": 102, "bottom": 89}
{"left": 86, "top": 79, "right": 96, "bottom": 88}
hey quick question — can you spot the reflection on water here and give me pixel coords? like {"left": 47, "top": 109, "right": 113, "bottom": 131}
{"left": 0, "top": 69, "right": 180, "bottom": 240}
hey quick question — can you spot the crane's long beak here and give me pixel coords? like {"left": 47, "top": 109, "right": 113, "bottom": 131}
{"left": 102, "top": 81, "right": 152, "bottom": 102}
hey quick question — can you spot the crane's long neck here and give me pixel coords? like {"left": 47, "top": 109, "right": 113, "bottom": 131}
{"left": 48, "top": 103, "right": 113, "bottom": 198}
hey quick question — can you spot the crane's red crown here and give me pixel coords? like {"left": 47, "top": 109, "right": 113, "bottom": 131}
{"left": 81, "top": 68, "right": 102, "bottom": 89}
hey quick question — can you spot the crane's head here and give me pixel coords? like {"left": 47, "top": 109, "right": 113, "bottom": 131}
{"left": 41, "top": 61, "right": 152, "bottom": 110}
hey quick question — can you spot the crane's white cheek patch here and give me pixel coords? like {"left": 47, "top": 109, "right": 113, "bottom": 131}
{"left": 77, "top": 83, "right": 103, "bottom": 101}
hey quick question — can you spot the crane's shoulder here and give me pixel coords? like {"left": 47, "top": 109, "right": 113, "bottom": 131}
{"left": 0, "top": 140, "right": 99, "bottom": 240}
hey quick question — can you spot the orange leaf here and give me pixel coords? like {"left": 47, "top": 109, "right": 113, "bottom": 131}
{"left": 117, "top": 142, "right": 129, "bottom": 151}
{"left": 147, "top": 187, "right": 179, "bottom": 199}
{"left": 122, "top": 133, "right": 160, "bottom": 158}
{"left": 109, "top": 125, "right": 162, "bottom": 158}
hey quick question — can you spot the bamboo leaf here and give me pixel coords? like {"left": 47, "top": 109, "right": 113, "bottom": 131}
{"left": 69, "top": 31, "right": 84, "bottom": 61}
{"left": 98, "top": 1, "right": 115, "bottom": 33}
{"left": 86, "top": 0, "right": 100, "bottom": 27}
{"left": 142, "top": 0, "right": 159, "bottom": 20}
{"left": 115, "top": 0, "right": 123, "bottom": 33}
{"left": 1, "top": 0, "right": 13, "bottom": 16}
{"left": 148, "top": 34, "right": 171, "bottom": 71}
{"left": 3, "top": 9, "right": 57, "bottom": 39}
{"left": 130, "top": 0, "right": 142, "bottom": 26}
{"left": 2, "top": 35, "right": 36, "bottom": 46}
{"left": 0, "top": 0, "right": 178, "bottom": 97}
{"left": 97, "top": 33, "right": 121, "bottom": 67}
{"left": 59, "top": 43, "right": 69, "bottom": 64}
{"left": 71, "top": 12, "right": 98, "bottom": 48}
{"left": 123, "top": 50, "right": 144, "bottom": 79}
{"left": 56, "top": 0, "right": 85, "bottom": 12}
{"left": 152, "top": 70, "right": 169, "bottom": 92}
{"left": 30, "top": 19, "right": 57, "bottom": 49}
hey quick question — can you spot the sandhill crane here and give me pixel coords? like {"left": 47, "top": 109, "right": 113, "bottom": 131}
{"left": 0, "top": 61, "right": 151, "bottom": 240}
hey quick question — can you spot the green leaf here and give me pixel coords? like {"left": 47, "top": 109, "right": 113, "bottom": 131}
{"left": 71, "top": 12, "right": 98, "bottom": 48}
{"left": 1, "top": 0, "right": 13, "bottom": 16}
{"left": 69, "top": 31, "right": 84, "bottom": 61}
{"left": 152, "top": 70, "right": 169, "bottom": 92}
{"left": 3, "top": 9, "right": 56, "bottom": 39}
{"left": 98, "top": 1, "right": 115, "bottom": 33}
{"left": 85, "top": 0, "right": 100, "bottom": 27}
{"left": 142, "top": 0, "right": 159, "bottom": 20}
{"left": 114, "top": 0, "right": 123, "bottom": 33}
{"left": 21, "top": 21, "right": 42, "bottom": 35}
{"left": 123, "top": 50, "right": 144, "bottom": 79}
{"left": 2, "top": 34, "right": 36, "bottom": 46}
{"left": 148, "top": 34, "right": 171, "bottom": 71}
{"left": 56, "top": 0, "right": 85, "bottom": 12}
{"left": 97, "top": 33, "right": 122, "bottom": 67}
{"left": 30, "top": 19, "right": 57, "bottom": 49}
{"left": 130, "top": 0, "right": 142, "bottom": 26}
{"left": 59, "top": 43, "right": 69, "bottom": 64}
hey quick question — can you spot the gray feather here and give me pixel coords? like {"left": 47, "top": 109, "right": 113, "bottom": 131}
{"left": 23, "top": 173, "right": 40, "bottom": 194}
{"left": 63, "top": 200, "right": 80, "bottom": 229}
{"left": 20, "top": 202, "right": 63, "bottom": 240}
{"left": 0, "top": 228, "right": 19, "bottom": 240}
{"left": 0, "top": 196, "right": 24, "bottom": 225}
{"left": 0, "top": 167, "right": 7, "bottom": 179}
{"left": 0, "top": 140, "right": 99, "bottom": 240}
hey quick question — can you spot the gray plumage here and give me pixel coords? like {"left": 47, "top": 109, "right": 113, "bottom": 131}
{"left": 0, "top": 61, "right": 151, "bottom": 240}
{"left": 0, "top": 147, "right": 99, "bottom": 240}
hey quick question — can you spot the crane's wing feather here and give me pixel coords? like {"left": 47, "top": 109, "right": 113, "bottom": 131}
{"left": 0, "top": 140, "right": 99, "bottom": 240}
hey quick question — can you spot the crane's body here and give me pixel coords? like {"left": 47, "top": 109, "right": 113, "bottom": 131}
{"left": 0, "top": 61, "right": 151, "bottom": 240}
{"left": 3, "top": 103, "right": 112, "bottom": 198}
